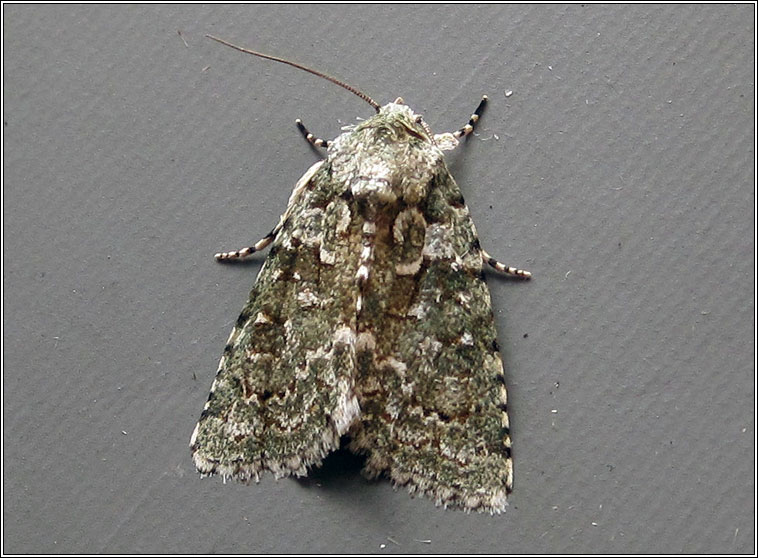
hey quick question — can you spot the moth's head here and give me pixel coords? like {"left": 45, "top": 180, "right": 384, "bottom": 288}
{"left": 354, "top": 98, "right": 459, "bottom": 152}
{"left": 378, "top": 97, "right": 431, "bottom": 140}
{"left": 335, "top": 97, "right": 446, "bottom": 205}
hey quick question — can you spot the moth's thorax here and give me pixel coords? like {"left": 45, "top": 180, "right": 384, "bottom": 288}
{"left": 328, "top": 102, "right": 442, "bottom": 206}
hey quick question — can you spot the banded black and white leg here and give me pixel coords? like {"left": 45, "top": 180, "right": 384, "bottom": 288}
{"left": 453, "top": 95, "right": 488, "bottom": 139}
{"left": 214, "top": 231, "right": 277, "bottom": 261}
{"left": 431, "top": 95, "right": 488, "bottom": 150}
{"left": 295, "top": 119, "right": 330, "bottom": 149}
{"left": 453, "top": 97, "right": 529, "bottom": 277}
{"left": 214, "top": 160, "right": 324, "bottom": 261}
{"left": 481, "top": 248, "right": 531, "bottom": 279}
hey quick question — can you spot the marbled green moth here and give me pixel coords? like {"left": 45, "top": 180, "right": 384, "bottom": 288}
{"left": 190, "top": 36, "right": 531, "bottom": 514}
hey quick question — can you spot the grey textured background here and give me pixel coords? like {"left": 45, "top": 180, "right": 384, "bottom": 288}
{"left": 3, "top": 4, "right": 754, "bottom": 554}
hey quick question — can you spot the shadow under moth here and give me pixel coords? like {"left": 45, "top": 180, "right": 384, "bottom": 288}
{"left": 190, "top": 35, "right": 531, "bottom": 514}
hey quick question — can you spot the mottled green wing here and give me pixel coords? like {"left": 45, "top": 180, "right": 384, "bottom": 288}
{"left": 191, "top": 161, "right": 363, "bottom": 481}
{"left": 349, "top": 165, "right": 513, "bottom": 513}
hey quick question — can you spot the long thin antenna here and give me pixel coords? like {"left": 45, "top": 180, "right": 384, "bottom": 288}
{"left": 206, "top": 35, "right": 381, "bottom": 112}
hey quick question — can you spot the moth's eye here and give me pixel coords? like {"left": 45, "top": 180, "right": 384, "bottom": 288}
{"left": 415, "top": 115, "right": 424, "bottom": 124}
{"left": 394, "top": 97, "right": 405, "bottom": 105}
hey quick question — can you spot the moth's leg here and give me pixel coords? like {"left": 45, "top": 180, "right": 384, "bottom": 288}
{"left": 214, "top": 160, "right": 325, "bottom": 262}
{"left": 214, "top": 230, "right": 276, "bottom": 261}
{"left": 295, "top": 119, "right": 330, "bottom": 149}
{"left": 452, "top": 95, "right": 488, "bottom": 139}
{"left": 481, "top": 248, "right": 532, "bottom": 279}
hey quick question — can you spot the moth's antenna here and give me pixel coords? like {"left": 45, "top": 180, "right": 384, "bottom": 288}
{"left": 206, "top": 35, "right": 381, "bottom": 112}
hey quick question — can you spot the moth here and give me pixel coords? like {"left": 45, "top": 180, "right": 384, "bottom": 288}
{"left": 190, "top": 35, "right": 531, "bottom": 514}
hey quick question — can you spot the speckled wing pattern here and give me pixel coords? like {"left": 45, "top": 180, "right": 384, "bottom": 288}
{"left": 191, "top": 101, "right": 514, "bottom": 513}
{"left": 191, "top": 160, "right": 364, "bottom": 480}
{"left": 347, "top": 165, "right": 512, "bottom": 513}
